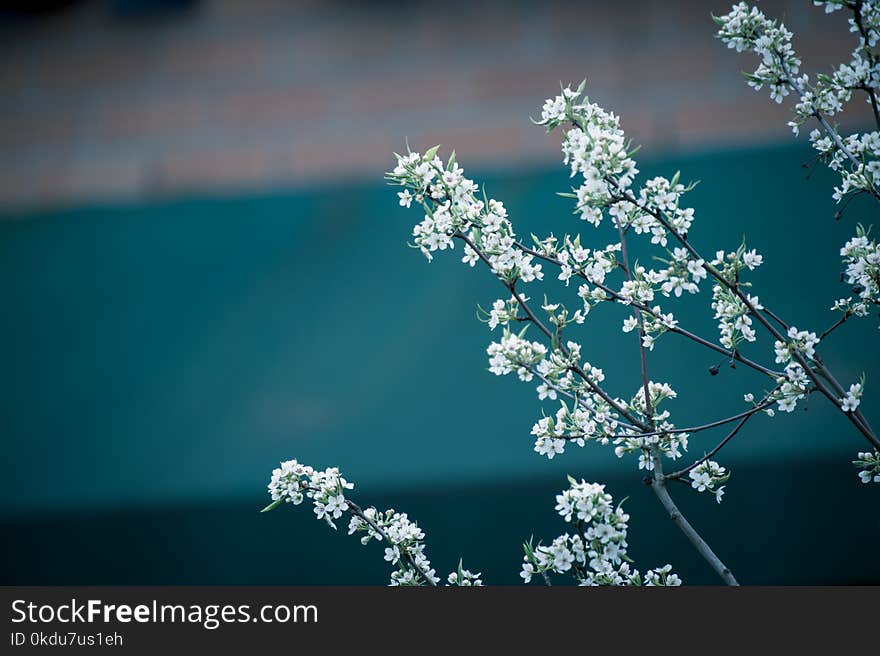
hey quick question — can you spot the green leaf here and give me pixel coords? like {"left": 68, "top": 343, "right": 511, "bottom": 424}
{"left": 260, "top": 498, "right": 283, "bottom": 513}
{"left": 423, "top": 144, "right": 441, "bottom": 161}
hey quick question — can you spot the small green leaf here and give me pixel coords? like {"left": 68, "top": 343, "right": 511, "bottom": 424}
{"left": 260, "top": 498, "right": 283, "bottom": 513}
{"left": 423, "top": 144, "right": 441, "bottom": 161}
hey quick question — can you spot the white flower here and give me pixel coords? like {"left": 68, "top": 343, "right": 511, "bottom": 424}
{"left": 534, "top": 436, "right": 566, "bottom": 459}
{"left": 537, "top": 382, "right": 557, "bottom": 400}
{"left": 688, "top": 460, "right": 729, "bottom": 500}
{"left": 742, "top": 249, "right": 763, "bottom": 270}
{"left": 854, "top": 450, "right": 880, "bottom": 484}
{"left": 840, "top": 381, "right": 864, "bottom": 412}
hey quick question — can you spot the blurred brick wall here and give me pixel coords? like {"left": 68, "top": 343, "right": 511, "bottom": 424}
{"left": 0, "top": 0, "right": 861, "bottom": 209}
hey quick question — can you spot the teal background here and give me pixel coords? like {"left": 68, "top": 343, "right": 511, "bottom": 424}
{"left": 2, "top": 143, "right": 878, "bottom": 584}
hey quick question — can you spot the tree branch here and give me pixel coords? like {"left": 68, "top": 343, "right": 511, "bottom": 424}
{"left": 664, "top": 412, "right": 756, "bottom": 481}
{"left": 456, "top": 232, "right": 650, "bottom": 431}
{"left": 609, "top": 180, "right": 880, "bottom": 450}
{"left": 777, "top": 53, "right": 880, "bottom": 201}
{"left": 650, "top": 450, "right": 740, "bottom": 586}
{"left": 616, "top": 214, "right": 739, "bottom": 586}
{"left": 852, "top": 0, "right": 880, "bottom": 131}
{"left": 514, "top": 242, "right": 780, "bottom": 378}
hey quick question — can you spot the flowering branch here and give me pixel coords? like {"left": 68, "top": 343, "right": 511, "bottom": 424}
{"left": 263, "top": 3, "right": 879, "bottom": 588}
{"left": 852, "top": 0, "right": 880, "bottom": 129}
{"left": 664, "top": 395, "right": 774, "bottom": 482}
{"left": 604, "top": 171, "right": 880, "bottom": 451}
{"left": 779, "top": 55, "right": 879, "bottom": 200}
{"left": 620, "top": 393, "right": 779, "bottom": 441}
{"left": 456, "top": 231, "right": 650, "bottom": 431}
{"left": 521, "top": 477, "right": 683, "bottom": 586}
{"left": 648, "top": 451, "right": 738, "bottom": 585}
{"left": 716, "top": 1, "right": 880, "bottom": 203}
{"left": 263, "top": 459, "right": 449, "bottom": 586}
{"left": 515, "top": 241, "right": 781, "bottom": 377}
{"left": 615, "top": 184, "right": 740, "bottom": 584}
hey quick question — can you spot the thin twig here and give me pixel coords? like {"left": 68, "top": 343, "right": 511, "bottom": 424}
{"left": 819, "top": 311, "right": 851, "bottom": 341}
{"left": 612, "top": 395, "right": 779, "bottom": 440}
{"left": 664, "top": 412, "right": 756, "bottom": 481}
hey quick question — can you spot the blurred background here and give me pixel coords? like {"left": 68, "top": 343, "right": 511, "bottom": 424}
{"left": 2, "top": 0, "right": 878, "bottom": 584}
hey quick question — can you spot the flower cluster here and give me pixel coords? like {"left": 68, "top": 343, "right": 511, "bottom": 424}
{"left": 773, "top": 326, "right": 820, "bottom": 365}
{"left": 644, "top": 564, "right": 683, "bottom": 586}
{"left": 854, "top": 449, "right": 880, "bottom": 483}
{"left": 480, "top": 296, "right": 520, "bottom": 331}
{"left": 709, "top": 247, "right": 765, "bottom": 349}
{"left": 537, "top": 81, "right": 638, "bottom": 215}
{"left": 840, "top": 227, "right": 880, "bottom": 317}
{"left": 446, "top": 562, "right": 484, "bottom": 586}
{"left": 770, "top": 363, "right": 812, "bottom": 413}
{"left": 689, "top": 460, "right": 730, "bottom": 503}
{"left": 521, "top": 478, "right": 681, "bottom": 586}
{"left": 629, "top": 380, "right": 676, "bottom": 420}
{"left": 347, "top": 507, "right": 440, "bottom": 586}
{"left": 266, "top": 459, "right": 484, "bottom": 587}
{"left": 553, "top": 235, "right": 619, "bottom": 290}
{"left": 388, "top": 148, "right": 543, "bottom": 284}
{"left": 622, "top": 305, "right": 678, "bottom": 352}
{"left": 538, "top": 82, "right": 698, "bottom": 252}
{"left": 715, "top": 2, "right": 801, "bottom": 104}
{"left": 717, "top": 1, "right": 880, "bottom": 202}
{"left": 266, "top": 459, "right": 353, "bottom": 528}
{"left": 610, "top": 382, "right": 690, "bottom": 469}
{"left": 613, "top": 427, "right": 690, "bottom": 471}
{"left": 831, "top": 297, "right": 870, "bottom": 319}
{"left": 531, "top": 394, "right": 624, "bottom": 460}
{"left": 711, "top": 285, "right": 760, "bottom": 350}
{"left": 812, "top": 130, "right": 880, "bottom": 202}
{"left": 841, "top": 379, "right": 865, "bottom": 412}
{"left": 486, "top": 329, "right": 548, "bottom": 378}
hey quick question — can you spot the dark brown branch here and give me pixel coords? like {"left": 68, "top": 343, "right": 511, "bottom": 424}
{"left": 663, "top": 412, "right": 755, "bottom": 481}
